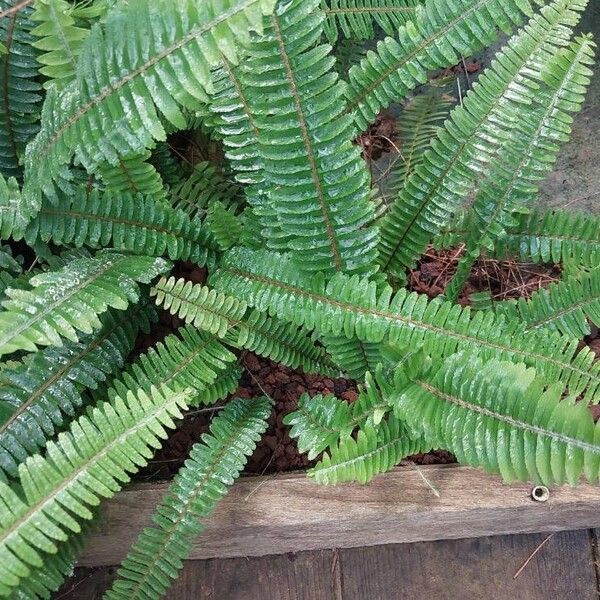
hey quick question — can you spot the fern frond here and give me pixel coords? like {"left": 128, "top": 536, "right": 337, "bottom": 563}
{"left": 105, "top": 397, "right": 270, "bottom": 600}
{"left": 309, "top": 414, "right": 430, "bottom": 484}
{"left": 22, "top": 0, "right": 277, "bottom": 210}
{"left": 168, "top": 161, "right": 242, "bottom": 219}
{"left": 96, "top": 151, "right": 166, "bottom": 203}
{"left": 445, "top": 34, "right": 595, "bottom": 301}
{"left": 495, "top": 209, "right": 600, "bottom": 267}
{"left": 384, "top": 93, "right": 452, "bottom": 198}
{"left": 24, "top": 190, "right": 218, "bottom": 263}
{"left": 343, "top": 0, "right": 543, "bottom": 129}
{"left": 152, "top": 276, "right": 339, "bottom": 375}
{"left": 108, "top": 324, "right": 238, "bottom": 408}
{"left": 0, "top": 251, "right": 169, "bottom": 356}
{"left": 211, "top": 247, "right": 600, "bottom": 402}
{"left": 322, "top": 334, "right": 383, "bottom": 379}
{"left": 0, "top": 305, "right": 153, "bottom": 482}
{"left": 31, "top": 0, "right": 89, "bottom": 89}
{"left": 206, "top": 200, "right": 244, "bottom": 251}
{"left": 0, "top": 0, "right": 42, "bottom": 179}
{"left": 283, "top": 393, "right": 352, "bottom": 460}
{"left": 378, "top": 0, "right": 587, "bottom": 277}
{"left": 391, "top": 352, "right": 600, "bottom": 485}
{"left": 150, "top": 142, "right": 186, "bottom": 187}
{"left": 0, "top": 385, "right": 190, "bottom": 596}
{"left": 0, "top": 173, "right": 30, "bottom": 239}
{"left": 322, "top": 0, "right": 420, "bottom": 44}
{"left": 241, "top": 0, "right": 379, "bottom": 276}
{"left": 495, "top": 269, "right": 600, "bottom": 339}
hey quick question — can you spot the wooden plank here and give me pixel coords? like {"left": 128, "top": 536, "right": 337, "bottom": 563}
{"left": 78, "top": 464, "right": 600, "bottom": 567}
{"left": 57, "top": 550, "right": 341, "bottom": 600}
{"left": 339, "top": 529, "right": 599, "bottom": 600}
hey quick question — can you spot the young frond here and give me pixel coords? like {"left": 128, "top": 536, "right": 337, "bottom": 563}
{"left": 322, "top": 334, "right": 383, "bottom": 379}
{"left": 322, "top": 0, "right": 421, "bottom": 44}
{"left": 390, "top": 353, "right": 600, "bottom": 486}
{"left": 240, "top": 0, "right": 379, "bottom": 276}
{"left": 378, "top": 0, "right": 587, "bottom": 277}
{"left": 211, "top": 247, "right": 600, "bottom": 402}
{"left": 105, "top": 397, "right": 270, "bottom": 600}
{"left": 22, "top": 0, "right": 277, "bottom": 209}
{"left": 0, "top": 385, "right": 191, "bottom": 597}
{"left": 0, "top": 251, "right": 170, "bottom": 356}
{"left": 0, "top": 305, "right": 153, "bottom": 482}
{"left": 0, "top": 0, "right": 41, "bottom": 179}
{"left": 31, "top": 0, "right": 89, "bottom": 89}
{"left": 309, "top": 414, "right": 430, "bottom": 485}
{"left": 206, "top": 200, "right": 244, "bottom": 251}
{"left": 344, "top": 0, "right": 543, "bottom": 129}
{"left": 24, "top": 189, "right": 218, "bottom": 264}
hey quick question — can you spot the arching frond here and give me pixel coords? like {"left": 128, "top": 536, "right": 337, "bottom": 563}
{"left": 378, "top": 0, "right": 587, "bottom": 277}
{"left": 309, "top": 414, "right": 430, "bottom": 484}
{"left": 0, "top": 251, "right": 169, "bottom": 356}
{"left": 210, "top": 247, "right": 600, "bottom": 402}
{"left": 390, "top": 352, "right": 600, "bottom": 485}
{"left": 23, "top": 0, "right": 277, "bottom": 210}
{"left": 0, "top": 0, "right": 42, "bottom": 179}
{"left": 24, "top": 190, "right": 218, "bottom": 263}
{"left": 240, "top": 0, "right": 379, "bottom": 276}
{"left": 0, "top": 385, "right": 191, "bottom": 597}
{"left": 105, "top": 397, "right": 270, "bottom": 600}
{"left": 0, "top": 305, "right": 154, "bottom": 482}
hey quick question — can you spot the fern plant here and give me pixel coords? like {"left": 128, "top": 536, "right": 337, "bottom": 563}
{"left": 0, "top": 0, "right": 598, "bottom": 597}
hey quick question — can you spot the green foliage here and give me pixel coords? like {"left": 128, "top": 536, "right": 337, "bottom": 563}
{"left": 206, "top": 200, "right": 244, "bottom": 251}
{"left": 0, "top": 385, "right": 190, "bottom": 597}
{"left": 0, "top": 305, "right": 153, "bottom": 481}
{"left": 322, "top": 334, "right": 383, "bottom": 379}
{"left": 0, "top": 0, "right": 42, "bottom": 179}
{"left": 240, "top": 0, "right": 379, "bottom": 276}
{"left": 23, "top": 0, "right": 277, "bottom": 210}
{"left": 0, "top": 251, "right": 169, "bottom": 356}
{"left": 31, "top": 0, "right": 89, "bottom": 89}
{"left": 309, "top": 414, "right": 430, "bottom": 484}
{"left": 344, "top": 0, "right": 541, "bottom": 130}
{"left": 105, "top": 396, "right": 270, "bottom": 600}
{"left": 378, "top": 0, "right": 587, "bottom": 277}
{"left": 24, "top": 189, "right": 218, "bottom": 263}
{"left": 322, "top": 0, "right": 421, "bottom": 43}
{"left": 390, "top": 352, "right": 600, "bottom": 485}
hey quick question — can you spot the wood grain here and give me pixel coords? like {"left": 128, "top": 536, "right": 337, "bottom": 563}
{"left": 79, "top": 464, "right": 600, "bottom": 567}
{"left": 339, "top": 529, "right": 599, "bottom": 600}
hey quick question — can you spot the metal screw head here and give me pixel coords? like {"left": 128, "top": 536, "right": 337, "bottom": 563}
{"left": 531, "top": 485, "right": 550, "bottom": 502}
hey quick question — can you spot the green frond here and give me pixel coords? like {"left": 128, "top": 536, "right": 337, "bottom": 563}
{"left": 168, "top": 161, "right": 242, "bottom": 219}
{"left": 384, "top": 92, "right": 452, "bottom": 198}
{"left": 240, "top": 0, "right": 379, "bottom": 276}
{"left": 0, "top": 0, "right": 42, "bottom": 179}
{"left": 31, "top": 0, "right": 89, "bottom": 89}
{"left": 322, "top": 0, "right": 421, "bottom": 44}
{"left": 105, "top": 396, "right": 270, "bottom": 600}
{"left": 22, "top": 0, "right": 277, "bottom": 209}
{"left": 24, "top": 189, "right": 218, "bottom": 264}
{"left": 0, "top": 244, "right": 23, "bottom": 298}
{"left": 96, "top": 151, "right": 167, "bottom": 203}
{"left": 0, "top": 174, "right": 30, "bottom": 239}
{"left": 284, "top": 393, "right": 352, "bottom": 460}
{"left": 210, "top": 247, "right": 600, "bottom": 402}
{"left": 150, "top": 143, "right": 186, "bottom": 187}
{"left": 0, "top": 385, "right": 191, "bottom": 597}
{"left": 0, "top": 251, "right": 170, "bottom": 357}
{"left": 0, "top": 305, "right": 153, "bottom": 482}
{"left": 343, "top": 0, "right": 544, "bottom": 129}
{"left": 322, "top": 334, "right": 383, "bottom": 379}
{"left": 495, "top": 269, "right": 600, "bottom": 339}
{"left": 378, "top": 0, "right": 587, "bottom": 277}
{"left": 444, "top": 34, "right": 595, "bottom": 301}
{"left": 152, "top": 276, "right": 339, "bottom": 375}
{"left": 107, "top": 324, "right": 238, "bottom": 408}
{"left": 309, "top": 413, "right": 430, "bottom": 484}
{"left": 206, "top": 200, "right": 244, "bottom": 251}
{"left": 390, "top": 352, "right": 600, "bottom": 486}
{"left": 332, "top": 37, "right": 370, "bottom": 74}
{"left": 495, "top": 209, "right": 600, "bottom": 268}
